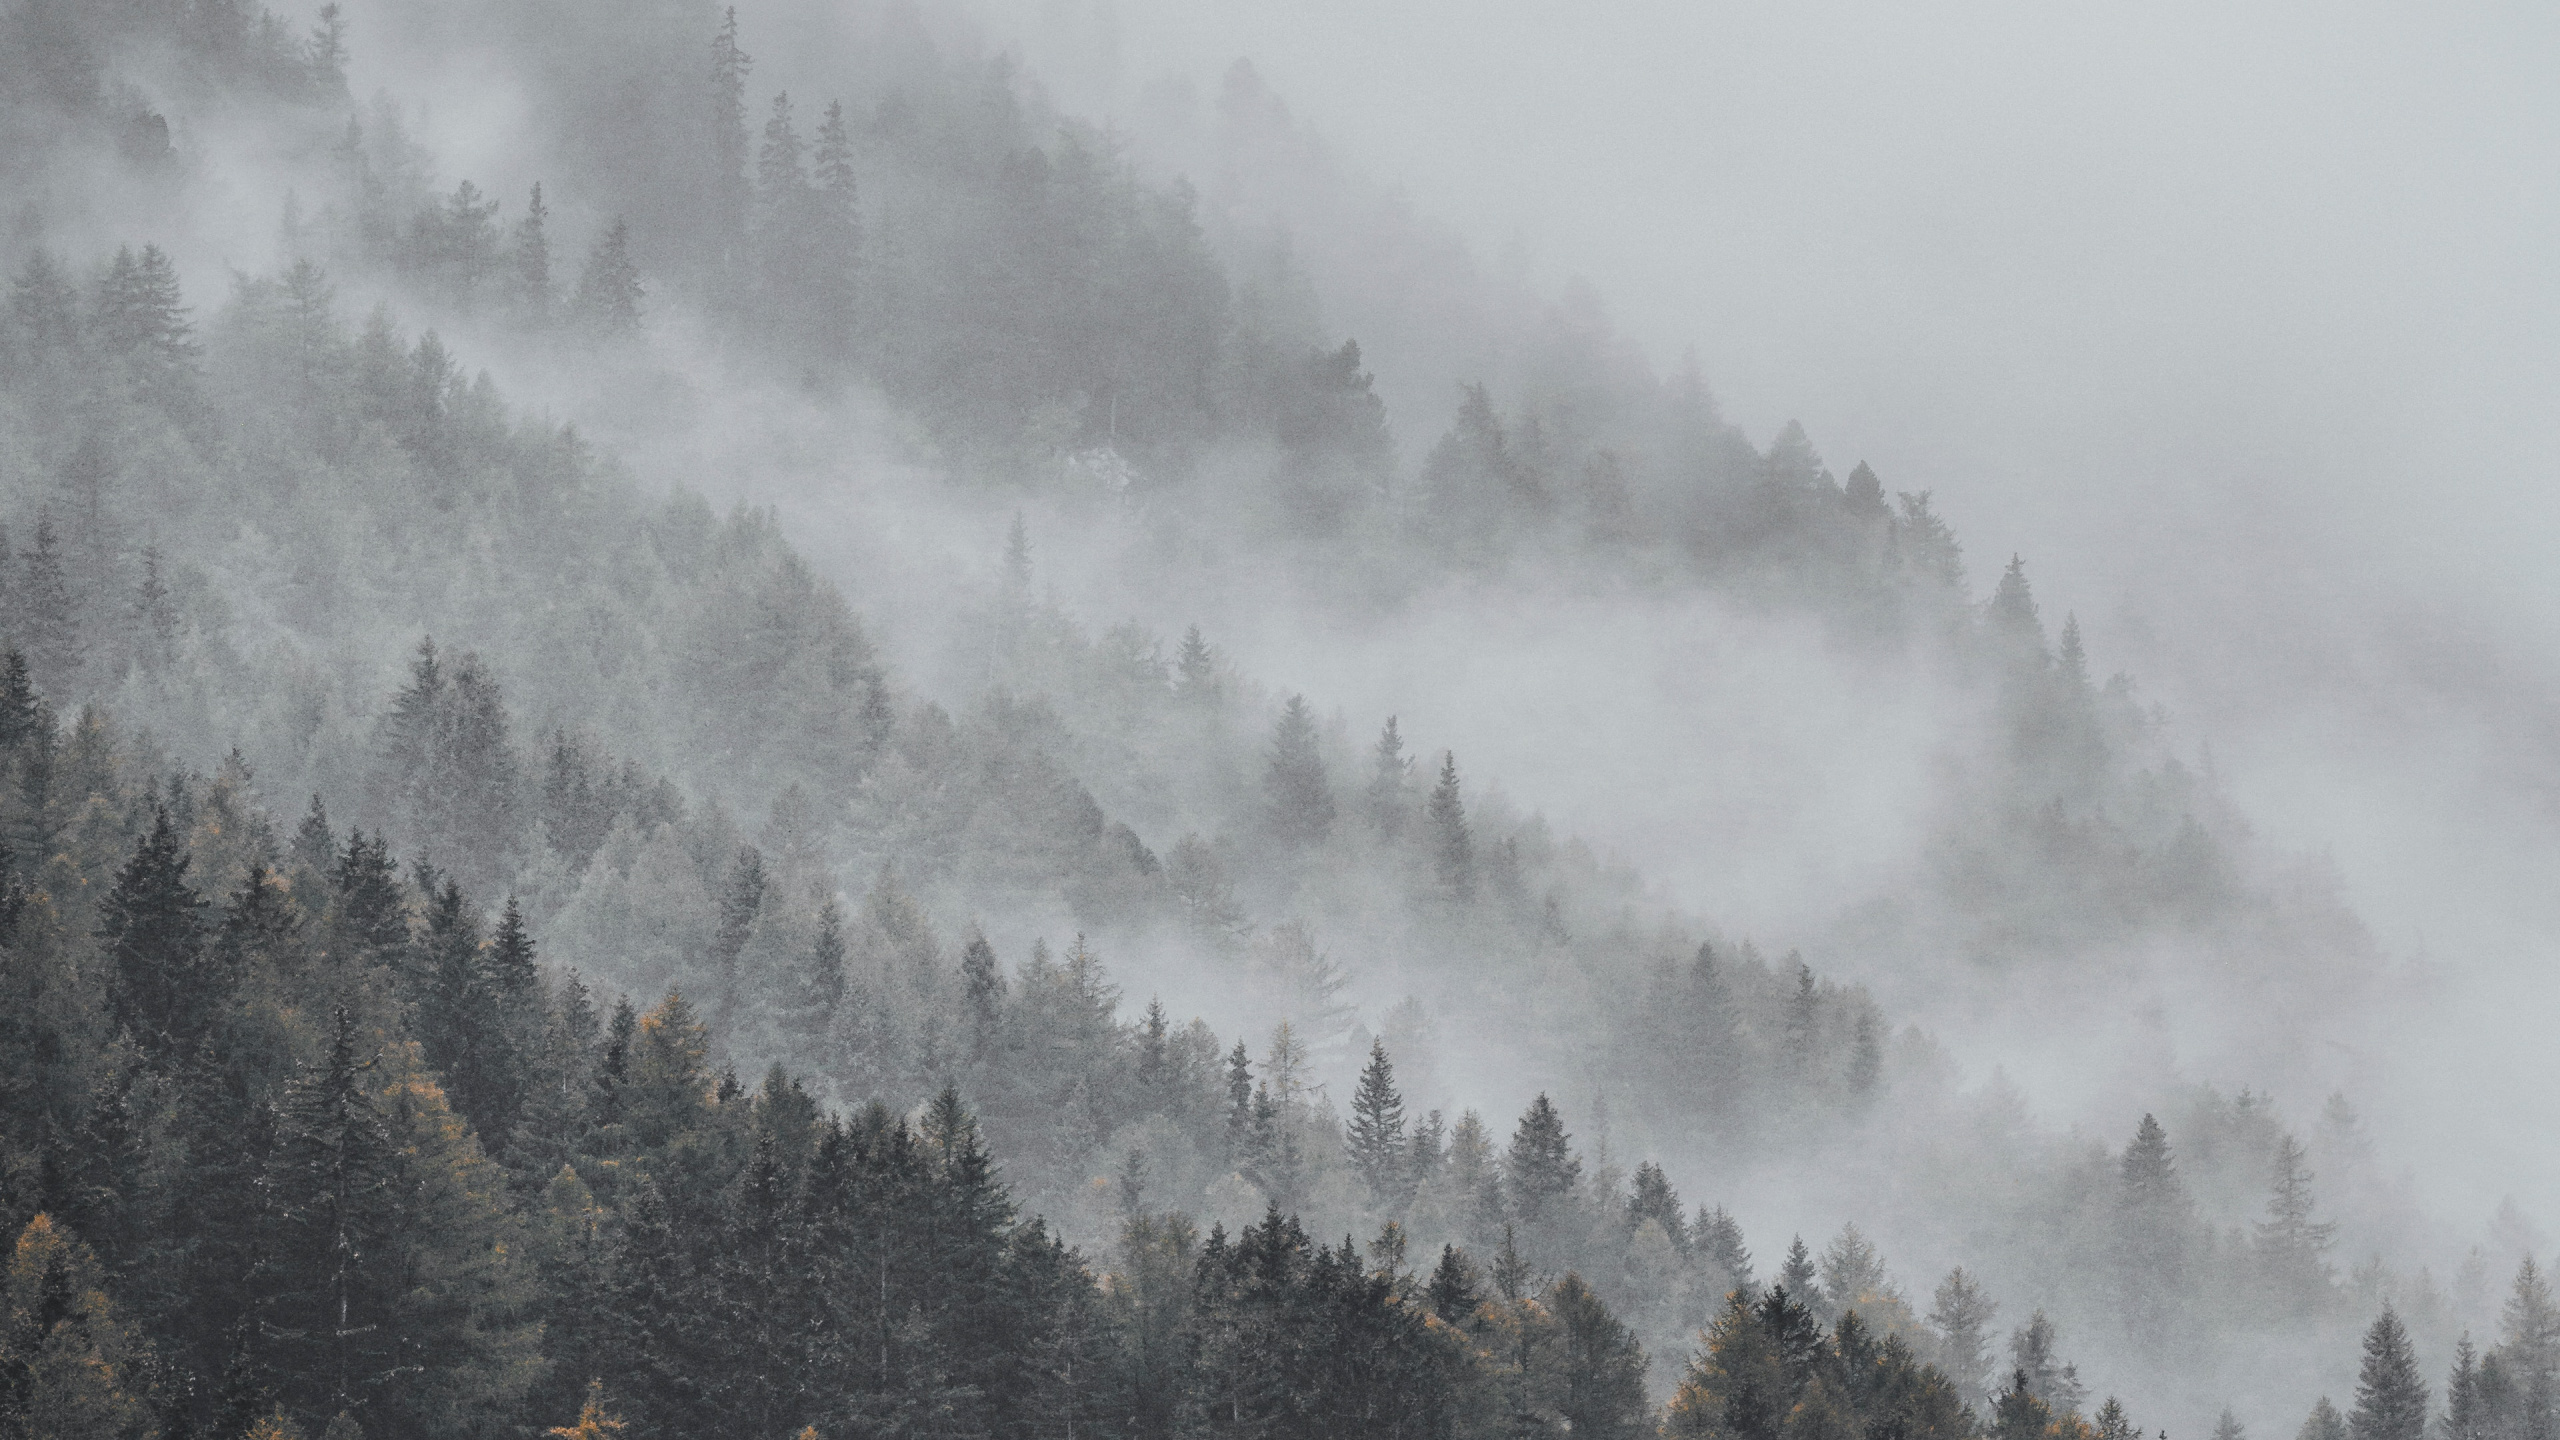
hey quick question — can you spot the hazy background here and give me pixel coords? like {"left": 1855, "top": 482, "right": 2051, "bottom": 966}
{"left": 323, "top": 0, "right": 2560, "bottom": 1212}
{"left": 949, "top": 0, "right": 2560, "bottom": 1205}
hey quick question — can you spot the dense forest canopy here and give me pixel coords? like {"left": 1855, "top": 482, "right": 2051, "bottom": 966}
{"left": 0, "top": 2, "right": 2527, "bottom": 1439}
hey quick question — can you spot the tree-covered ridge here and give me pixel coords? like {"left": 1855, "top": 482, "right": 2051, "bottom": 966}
{"left": 0, "top": 1, "right": 2483, "bottom": 1437}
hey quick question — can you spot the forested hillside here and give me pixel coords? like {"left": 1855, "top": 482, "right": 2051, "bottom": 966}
{"left": 0, "top": 2, "right": 2520, "bottom": 1438}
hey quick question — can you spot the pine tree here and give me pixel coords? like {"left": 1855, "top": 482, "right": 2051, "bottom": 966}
{"left": 707, "top": 8, "right": 753, "bottom": 261}
{"left": 1223, "top": 1042, "right": 1255, "bottom": 1159}
{"left": 1367, "top": 716, "right": 1412, "bottom": 838}
{"left": 133, "top": 544, "right": 180, "bottom": 671}
{"left": 787, "top": 896, "right": 847, "bottom": 1061}
{"left": 2118, "top": 1112, "right": 2190, "bottom": 1341}
{"left": 710, "top": 844, "right": 766, "bottom": 1025}
{"left": 1426, "top": 751, "right": 1473, "bottom": 899}
{"left": 2010, "top": 1309, "right": 2086, "bottom": 1415}
{"left": 1175, "top": 625, "right": 1217, "bottom": 703}
{"left": 2499, "top": 1257, "right": 2560, "bottom": 1440}
{"left": 513, "top": 182, "right": 553, "bottom": 320}
{"left": 1779, "top": 1235, "right": 1821, "bottom": 1309}
{"left": 1264, "top": 695, "right": 1335, "bottom": 847}
{"left": 0, "top": 651, "right": 39, "bottom": 751}
{"left": 2257, "top": 1131, "right": 2339, "bottom": 1309}
{"left": 254, "top": 1008, "right": 401, "bottom": 1422}
{"left": 2448, "top": 1335, "right": 2485, "bottom": 1440}
{"left": 1698, "top": 1206, "right": 1753, "bottom": 1290}
{"left": 1929, "top": 1266, "right": 1999, "bottom": 1401}
{"left": 961, "top": 933, "right": 1004, "bottom": 1059}
{"left": 2213, "top": 1407, "right": 2249, "bottom": 1440}
{"left": 1505, "top": 1094, "right": 1580, "bottom": 1226}
{"left": 573, "top": 219, "right": 644, "bottom": 332}
{"left": 2351, "top": 1307, "right": 2428, "bottom": 1440}
{"left": 98, "top": 803, "right": 214, "bottom": 1057}
{"left": 1428, "top": 1243, "right": 1481, "bottom": 1322}
{"left": 1346, "top": 1039, "right": 1409, "bottom": 1206}
{"left": 1819, "top": 1224, "right": 1894, "bottom": 1319}
{"left": 1625, "top": 1163, "right": 1687, "bottom": 1250}
{"left": 1988, "top": 554, "right": 2046, "bottom": 659}
{"left": 2301, "top": 1397, "right": 2349, "bottom": 1440}
{"left": 1548, "top": 1272, "right": 1650, "bottom": 1440}
{"left": 14, "top": 516, "right": 79, "bottom": 693}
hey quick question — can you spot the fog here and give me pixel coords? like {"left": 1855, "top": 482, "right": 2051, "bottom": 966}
{"left": 6, "top": 0, "right": 2559, "bottom": 1435}
{"left": 955, "top": 0, "right": 2560, "bottom": 1182}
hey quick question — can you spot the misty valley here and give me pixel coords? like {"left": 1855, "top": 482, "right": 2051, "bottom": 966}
{"left": 0, "top": 4, "right": 2536, "bottom": 1440}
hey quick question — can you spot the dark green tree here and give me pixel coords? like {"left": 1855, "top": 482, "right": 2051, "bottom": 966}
{"left": 1505, "top": 1094, "right": 1579, "bottom": 1226}
{"left": 98, "top": 804, "right": 213, "bottom": 1058}
{"left": 1345, "top": 1039, "right": 1408, "bottom": 1207}
{"left": 2351, "top": 1307, "right": 2428, "bottom": 1440}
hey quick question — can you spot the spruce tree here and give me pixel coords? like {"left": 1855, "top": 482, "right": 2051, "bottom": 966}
{"left": 1174, "top": 625, "right": 1218, "bottom": 704}
{"left": 1367, "top": 715, "right": 1412, "bottom": 838}
{"left": 1548, "top": 1272, "right": 1650, "bottom": 1440}
{"left": 1504, "top": 1094, "right": 1580, "bottom": 1225}
{"left": 2300, "top": 1398, "right": 2349, "bottom": 1440}
{"left": 1698, "top": 1205, "right": 1754, "bottom": 1290}
{"left": 0, "top": 651, "right": 38, "bottom": 750}
{"left": 14, "top": 516, "right": 79, "bottom": 693}
{"left": 1345, "top": 1039, "right": 1409, "bottom": 1206}
{"left": 707, "top": 8, "right": 753, "bottom": 261}
{"left": 1625, "top": 1163, "right": 1687, "bottom": 1250}
{"left": 1263, "top": 695, "right": 1335, "bottom": 848}
{"left": 254, "top": 1008, "right": 402, "bottom": 1422}
{"left": 2350, "top": 1307, "right": 2428, "bottom": 1440}
{"left": 1426, "top": 750, "right": 1473, "bottom": 899}
{"left": 2010, "top": 1310, "right": 2086, "bottom": 1415}
{"left": 573, "top": 219, "right": 644, "bottom": 332}
{"left": 513, "top": 182, "right": 552, "bottom": 320}
{"left": 2118, "top": 1111, "right": 2190, "bottom": 1341}
{"left": 1428, "top": 1243, "right": 1481, "bottom": 1323}
{"left": 1779, "top": 1235, "right": 1821, "bottom": 1309}
{"left": 2256, "top": 1131, "right": 2339, "bottom": 1310}
{"left": 98, "top": 803, "right": 213, "bottom": 1057}
{"left": 1929, "top": 1266, "right": 1999, "bottom": 1401}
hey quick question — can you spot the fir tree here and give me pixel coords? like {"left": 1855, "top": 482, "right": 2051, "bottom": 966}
{"left": 1699, "top": 1206, "right": 1754, "bottom": 1290}
{"left": 1505, "top": 1094, "right": 1580, "bottom": 1226}
{"left": 254, "top": 1007, "right": 401, "bottom": 1422}
{"left": 2010, "top": 1310, "right": 2086, "bottom": 1416}
{"left": 13, "top": 516, "right": 78, "bottom": 693}
{"left": 2350, "top": 1307, "right": 2428, "bottom": 1440}
{"left": 707, "top": 8, "right": 753, "bottom": 260}
{"left": 1549, "top": 1272, "right": 1650, "bottom": 1440}
{"left": 1929, "top": 1266, "right": 1999, "bottom": 1401}
{"left": 1345, "top": 1039, "right": 1409, "bottom": 1206}
{"left": 1413, "top": 1244, "right": 1473, "bottom": 1326}
{"left": 1426, "top": 750, "right": 1473, "bottom": 899}
{"left": 1779, "top": 1236, "right": 1821, "bottom": 1310}
{"left": 1367, "top": 715, "right": 1412, "bottom": 838}
{"left": 1263, "top": 694, "right": 1335, "bottom": 848}
{"left": 2300, "top": 1397, "right": 2349, "bottom": 1440}
{"left": 1174, "top": 625, "right": 1217, "bottom": 703}
{"left": 513, "top": 182, "right": 553, "bottom": 320}
{"left": 1626, "top": 1163, "right": 1687, "bottom": 1250}
{"left": 2256, "top": 1131, "right": 2339, "bottom": 1309}
{"left": 98, "top": 803, "right": 214, "bottom": 1057}
{"left": 573, "top": 219, "right": 644, "bottom": 332}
